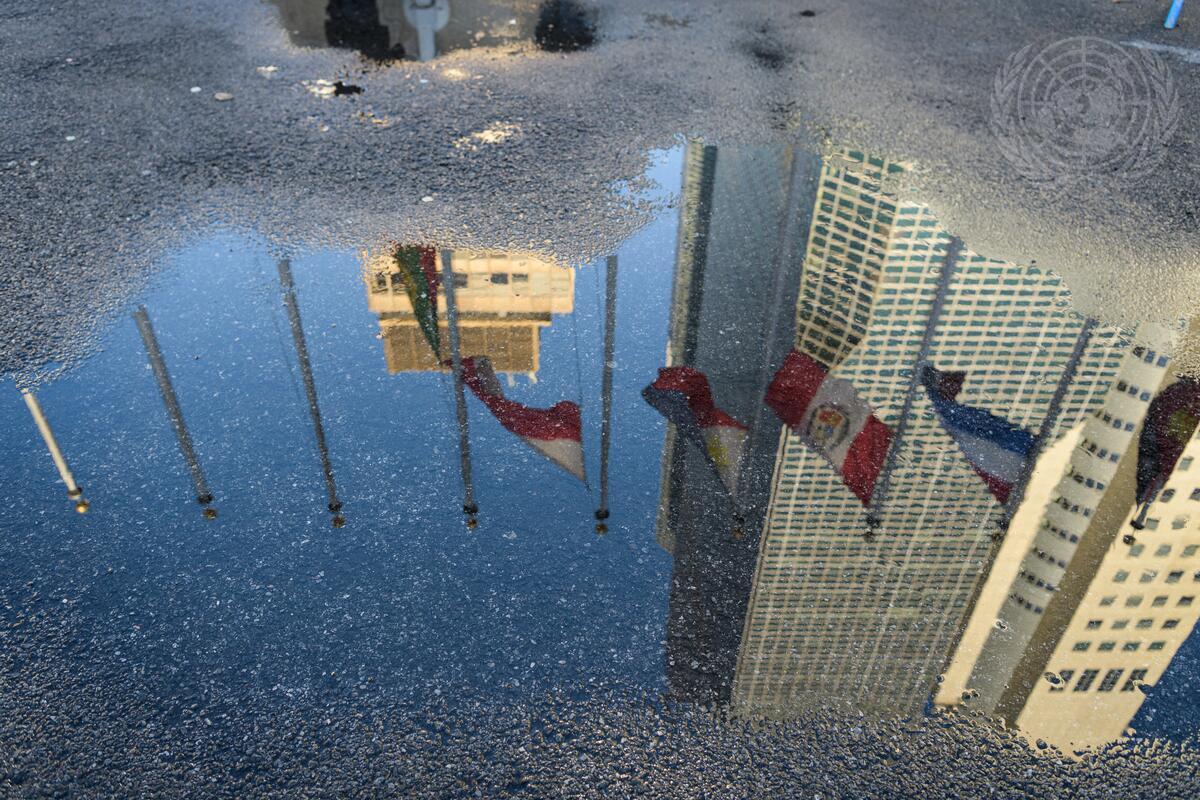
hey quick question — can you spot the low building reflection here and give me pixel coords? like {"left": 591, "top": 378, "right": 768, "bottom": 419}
{"left": 363, "top": 248, "right": 574, "bottom": 377}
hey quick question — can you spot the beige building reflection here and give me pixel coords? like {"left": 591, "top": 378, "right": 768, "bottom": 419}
{"left": 363, "top": 249, "right": 573, "bottom": 375}
{"left": 939, "top": 321, "right": 1200, "bottom": 753}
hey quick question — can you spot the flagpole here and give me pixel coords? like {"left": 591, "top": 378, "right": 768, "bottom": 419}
{"left": 595, "top": 255, "right": 618, "bottom": 534}
{"left": 133, "top": 306, "right": 217, "bottom": 519}
{"left": 21, "top": 389, "right": 89, "bottom": 513}
{"left": 866, "top": 236, "right": 962, "bottom": 533}
{"left": 278, "top": 259, "right": 345, "bottom": 528}
{"left": 441, "top": 249, "right": 478, "bottom": 527}
{"left": 994, "top": 317, "right": 1097, "bottom": 537}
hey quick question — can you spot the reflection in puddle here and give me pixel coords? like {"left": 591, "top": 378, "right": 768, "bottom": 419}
{"left": 269, "top": 0, "right": 595, "bottom": 61}
{"left": 4, "top": 143, "right": 1200, "bottom": 784}
{"left": 652, "top": 144, "right": 1200, "bottom": 756}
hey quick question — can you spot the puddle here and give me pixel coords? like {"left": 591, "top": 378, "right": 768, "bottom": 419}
{"left": 3, "top": 0, "right": 1200, "bottom": 795}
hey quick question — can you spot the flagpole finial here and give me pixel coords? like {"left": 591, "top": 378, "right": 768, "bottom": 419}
{"left": 68, "top": 486, "right": 89, "bottom": 513}
{"left": 864, "top": 514, "right": 881, "bottom": 539}
{"left": 731, "top": 513, "right": 746, "bottom": 540}
{"left": 595, "top": 522, "right": 607, "bottom": 535}
{"left": 197, "top": 493, "right": 218, "bottom": 520}
{"left": 1123, "top": 533, "right": 1137, "bottom": 545}
{"left": 863, "top": 514, "right": 880, "bottom": 541}
{"left": 466, "top": 516, "right": 478, "bottom": 530}
{"left": 331, "top": 515, "right": 346, "bottom": 528}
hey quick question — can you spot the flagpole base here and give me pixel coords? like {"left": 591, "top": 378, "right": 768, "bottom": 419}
{"left": 463, "top": 502, "right": 479, "bottom": 515}
{"left": 1128, "top": 521, "right": 1145, "bottom": 531}
{"left": 68, "top": 487, "right": 83, "bottom": 499}
{"left": 197, "top": 493, "right": 214, "bottom": 506}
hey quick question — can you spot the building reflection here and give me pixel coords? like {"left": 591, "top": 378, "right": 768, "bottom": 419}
{"left": 267, "top": 0, "right": 552, "bottom": 61}
{"left": 655, "top": 144, "right": 1200, "bottom": 751}
{"left": 657, "top": 142, "right": 818, "bottom": 703}
{"left": 940, "top": 320, "right": 1200, "bottom": 751}
{"left": 363, "top": 248, "right": 573, "bottom": 377}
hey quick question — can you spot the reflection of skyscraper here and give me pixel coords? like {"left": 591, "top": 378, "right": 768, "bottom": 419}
{"left": 363, "top": 250, "right": 573, "bottom": 375}
{"left": 657, "top": 143, "right": 820, "bottom": 703}
{"left": 938, "top": 321, "right": 1200, "bottom": 752}
{"left": 729, "top": 151, "right": 1131, "bottom": 718}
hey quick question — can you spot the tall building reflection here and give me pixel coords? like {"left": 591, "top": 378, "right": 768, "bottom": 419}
{"left": 729, "top": 151, "right": 1129, "bottom": 718}
{"left": 363, "top": 249, "right": 573, "bottom": 377}
{"left": 940, "top": 321, "right": 1200, "bottom": 752}
{"left": 658, "top": 142, "right": 819, "bottom": 703}
{"left": 654, "top": 145, "right": 1200, "bottom": 747}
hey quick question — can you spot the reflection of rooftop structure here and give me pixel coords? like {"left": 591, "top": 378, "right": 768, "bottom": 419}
{"left": 363, "top": 249, "right": 573, "bottom": 375}
{"left": 938, "top": 321, "right": 1200, "bottom": 753}
{"left": 729, "top": 151, "right": 1131, "bottom": 719}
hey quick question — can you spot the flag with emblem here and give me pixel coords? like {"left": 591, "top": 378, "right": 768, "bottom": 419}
{"left": 393, "top": 245, "right": 441, "bottom": 358}
{"left": 765, "top": 350, "right": 892, "bottom": 505}
{"left": 921, "top": 364, "right": 1036, "bottom": 505}
{"left": 642, "top": 366, "right": 747, "bottom": 495}
{"left": 1136, "top": 377, "right": 1200, "bottom": 511}
{"left": 459, "top": 356, "right": 585, "bottom": 481}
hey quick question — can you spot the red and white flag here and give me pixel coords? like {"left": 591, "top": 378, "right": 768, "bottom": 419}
{"left": 765, "top": 350, "right": 893, "bottom": 505}
{"left": 459, "top": 356, "right": 586, "bottom": 482}
{"left": 642, "top": 366, "right": 747, "bottom": 496}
